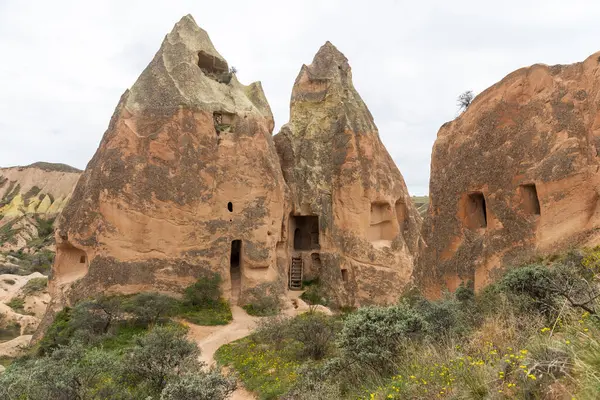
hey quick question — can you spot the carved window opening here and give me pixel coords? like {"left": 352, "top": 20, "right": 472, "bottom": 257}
{"left": 213, "top": 111, "right": 236, "bottom": 135}
{"left": 292, "top": 215, "right": 319, "bottom": 250}
{"left": 227, "top": 202, "right": 233, "bottom": 212}
{"left": 368, "top": 202, "right": 397, "bottom": 242}
{"left": 341, "top": 269, "right": 348, "bottom": 282}
{"left": 520, "top": 184, "right": 541, "bottom": 215}
{"left": 230, "top": 240, "right": 242, "bottom": 300}
{"left": 79, "top": 255, "right": 86, "bottom": 263}
{"left": 464, "top": 192, "right": 487, "bottom": 230}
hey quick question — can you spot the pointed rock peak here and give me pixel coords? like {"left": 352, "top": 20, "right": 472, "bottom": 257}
{"left": 308, "top": 41, "right": 350, "bottom": 76}
{"left": 165, "top": 14, "right": 226, "bottom": 67}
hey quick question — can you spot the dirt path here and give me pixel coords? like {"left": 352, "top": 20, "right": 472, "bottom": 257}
{"left": 184, "top": 305, "right": 260, "bottom": 366}
{"left": 183, "top": 295, "right": 331, "bottom": 400}
{"left": 183, "top": 305, "right": 260, "bottom": 400}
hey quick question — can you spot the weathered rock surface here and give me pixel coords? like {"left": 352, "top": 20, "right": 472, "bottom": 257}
{"left": 417, "top": 51, "right": 600, "bottom": 296}
{"left": 46, "top": 15, "right": 287, "bottom": 324}
{"left": 274, "top": 42, "right": 422, "bottom": 306}
{"left": 0, "top": 163, "right": 80, "bottom": 252}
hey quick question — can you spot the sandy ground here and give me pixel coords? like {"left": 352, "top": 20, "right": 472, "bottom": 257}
{"left": 0, "top": 335, "right": 32, "bottom": 358}
{"left": 0, "top": 272, "right": 49, "bottom": 341}
{"left": 183, "top": 292, "right": 332, "bottom": 400}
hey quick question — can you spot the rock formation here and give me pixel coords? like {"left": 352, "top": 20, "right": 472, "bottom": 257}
{"left": 417, "top": 51, "right": 600, "bottom": 297}
{"left": 275, "top": 42, "right": 422, "bottom": 306}
{"left": 48, "top": 15, "right": 287, "bottom": 316}
{"left": 0, "top": 162, "right": 81, "bottom": 252}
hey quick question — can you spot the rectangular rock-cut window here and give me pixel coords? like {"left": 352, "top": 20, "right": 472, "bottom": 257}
{"left": 79, "top": 255, "right": 86, "bottom": 263}
{"left": 341, "top": 268, "right": 348, "bottom": 282}
{"left": 230, "top": 240, "right": 242, "bottom": 300}
{"left": 213, "top": 111, "right": 236, "bottom": 134}
{"left": 368, "top": 202, "right": 398, "bottom": 242}
{"left": 197, "top": 50, "right": 228, "bottom": 75}
{"left": 464, "top": 192, "right": 487, "bottom": 230}
{"left": 520, "top": 184, "right": 541, "bottom": 215}
{"left": 292, "top": 215, "right": 319, "bottom": 250}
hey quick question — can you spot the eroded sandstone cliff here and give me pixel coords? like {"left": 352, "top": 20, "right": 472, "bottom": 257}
{"left": 417, "top": 51, "right": 600, "bottom": 297}
{"left": 275, "top": 42, "right": 422, "bottom": 306}
{"left": 0, "top": 163, "right": 81, "bottom": 252}
{"left": 47, "top": 15, "right": 288, "bottom": 317}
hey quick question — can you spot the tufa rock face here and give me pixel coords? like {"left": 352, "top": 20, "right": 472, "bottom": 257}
{"left": 50, "top": 15, "right": 287, "bottom": 311}
{"left": 275, "top": 42, "right": 422, "bottom": 306}
{"left": 0, "top": 163, "right": 81, "bottom": 252}
{"left": 417, "top": 51, "right": 600, "bottom": 296}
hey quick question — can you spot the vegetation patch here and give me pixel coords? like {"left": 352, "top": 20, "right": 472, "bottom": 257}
{"left": 20, "top": 277, "right": 48, "bottom": 295}
{"left": 241, "top": 282, "right": 283, "bottom": 316}
{"left": 177, "top": 299, "right": 232, "bottom": 325}
{"left": 6, "top": 297, "right": 25, "bottom": 314}
{"left": 216, "top": 337, "right": 301, "bottom": 399}
{"left": 216, "top": 248, "right": 600, "bottom": 399}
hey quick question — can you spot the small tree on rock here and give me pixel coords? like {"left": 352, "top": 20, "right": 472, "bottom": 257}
{"left": 457, "top": 90, "right": 474, "bottom": 112}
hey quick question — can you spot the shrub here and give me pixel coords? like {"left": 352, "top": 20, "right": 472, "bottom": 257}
{"left": 0, "top": 343, "right": 122, "bottom": 400}
{"left": 37, "top": 308, "right": 74, "bottom": 355}
{"left": 255, "top": 315, "right": 292, "bottom": 350}
{"left": 6, "top": 297, "right": 25, "bottom": 313}
{"left": 337, "top": 304, "right": 427, "bottom": 373}
{"left": 288, "top": 312, "right": 339, "bottom": 360}
{"left": 242, "top": 282, "right": 283, "bottom": 316}
{"left": 70, "top": 296, "right": 124, "bottom": 336}
{"left": 125, "top": 324, "right": 199, "bottom": 391}
{"left": 21, "top": 277, "right": 48, "bottom": 295}
{"left": 457, "top": 90, "right": 474, "bottom": 112}
{"left": 183, "top": 272, "right": 222, "bottom": 307}
{"left": 299, "top": 279, "right": 329, "bottom": 306}
{"left": 455, "top": 282, "right": 475, "bottom": 302}
{"left": 160, "top": 371, "right": 236, "bottom": 400}
{"left": 0, "top": 265, "right": 18, "bottom": 275}
{"left": 283, "top": 364, "right": 341, "bottom": 400}
{"left": 413, "top": 296, "right": 471, "bottom": 339}
{"left": 124, "top": 292, "right": 177, "bottom": 326}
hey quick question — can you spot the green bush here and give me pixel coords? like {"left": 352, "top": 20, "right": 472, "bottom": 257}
{"left": 413, "top": 296, "right": 471, "bottom": 339}
{"left": 125, "top": 325, "right": 199, "bottom": 391}
{"left": 21, "top": 277, "right": 48, "bottom": 295}
{"left": 337, "top": 304, "right": 427, "bottom": 374}
{"left": 500, "top": 264, "right": 558, "bottom": 316}
{"left": 184, "top": 272, "right": 222, "bottom": 307}
{"left": 70, "top": 296, "right": 124, "bottom": 337}
{"left": 6, "top": 297, "right": 25, "bottom": 313}
{"left": 242, "top": 282, "right": 283, "bottom": 316}
{"left": 160, "top": 371, "right": 236, "bottom": 400}
{"left": 123, "top": 292, "right": 177, "bottom": 326}
{"left": 37, "top": 307, "right": 74, "bottom": 355}
{"left": 299, "top": 279, "right": 329, "bottom": 306}
{"left": 255, "top": 315, "right": 292, "bottom": 350}
{"left": 283, "top": 364, "right": 342, "bottom": 400}
{"left": 288, "top": 312, "right": 339, "bottom": 360}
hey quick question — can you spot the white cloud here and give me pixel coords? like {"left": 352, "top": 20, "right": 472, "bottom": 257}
{"left": 1, "top": 0, "right": 600, "bottom": 195}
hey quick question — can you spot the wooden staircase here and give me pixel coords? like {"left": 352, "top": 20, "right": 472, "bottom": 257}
{"left": 289, "top": 257, "right": 303, "bottom": 290}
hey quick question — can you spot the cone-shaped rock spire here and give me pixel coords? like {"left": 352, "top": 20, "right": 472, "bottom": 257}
{"left": 275, "top": 42, "right": 422, "bottom": 306}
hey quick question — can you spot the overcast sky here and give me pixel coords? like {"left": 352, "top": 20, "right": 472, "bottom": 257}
{"left": 1, "top": 1, "right": 599, "bottom": 195}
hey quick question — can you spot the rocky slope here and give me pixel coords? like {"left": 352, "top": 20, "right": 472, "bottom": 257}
{"left": 46, "top": 15, "right": 288, "bottom": 329}
{"left": 274, "top": 42, "right": 422, "bottom": 306}
{"left": 0, "top": 162, "right": 81, "bottom": 252}
{"left": 417, "top": 51, "right": 600, "bottom": 297}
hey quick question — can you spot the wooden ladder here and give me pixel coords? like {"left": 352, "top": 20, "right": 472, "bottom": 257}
{"left": 289, "top": 257, "right": 303, "bottom": 290}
